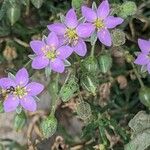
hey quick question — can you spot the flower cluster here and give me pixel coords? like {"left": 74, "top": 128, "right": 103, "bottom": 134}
{"left": 134, "top": 39, "right": 150, "bottom": 73}
{"left": 30, "top": 0, "right": 124, "bottom": 73}
{"left": 0, "top": 68, "right": 44, "bottom": 112}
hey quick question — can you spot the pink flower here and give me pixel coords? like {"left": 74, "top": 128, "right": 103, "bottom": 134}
{"left": 0, "top": 68, "right": 44, "bottom": 112}
{"left": 134, "top": 39, "right": 150, "bottom": 74}
{"left": 47, "top": 9, "right": 94, "bottom": 56}
{"left": 82, "top": 0, "right": 124, "bottom": 46}
{"left": 30, "top": 32, "right": 73, "bottom": 73}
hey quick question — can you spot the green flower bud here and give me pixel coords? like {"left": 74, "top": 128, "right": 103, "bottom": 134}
{"left": 76, "top": 101, "right": 92, "bottom": 120}
{"left": 111, "top": 29, "right": 126, "bottom": 46}
{"left": 81, "top": 73, "right": 98, "bottom": 95}
{"left": 14, "top": 111, "right": 26, "bottom": 131}
{"left": 139, "top": 87, "right": 150, "bottom": 108}
{"left": 31, "top": 0, "right": 44, "bottom": 9}
{"left": 98, "top": 54, "right": 112, "bottom": 73}
{"left": 40, "top": 115, "right": 57, "bottom": 138}
{"left": 59, "top": 74, "right": 78, "bottom": 102}
{"left": 119, "top": 1, "right": 137, "bottom": 18}
{"left": 72, "top": 0, "right": 83, "bottom": 10}
{"left": 81, "top": 56, "right": 99, "bottom": 73}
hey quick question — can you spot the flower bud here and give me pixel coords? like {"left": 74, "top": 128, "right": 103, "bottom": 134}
{"left": 81, "top": 74, "right": 98, "bottom": 95}
{"left": 139, "top": 87, "right": 150, "bottom": 108}
{"left": 81, "top": 56, "right": 99, "bottom": 73}
{"left": 98, "top": 54, "right": 112, "bottom": 73}
{"left": 59, "top": 74, "right": 78, "bottom": 102}
{"left": 72, "top": 0, "right": 83, "bottom": 10}
{"left": 31, "top": 0, "right": 44, "bottom": 9}
{"left": 7, "top": 5, "right": 21, "bottom": 26}
{"left": 40, "top": 115, "right": 57, "bottom": 138}
{"left": 111, "top": 29, "right": 126, "bottom": 46}
{"left": 3, "top": 45, "right": 17, "bottom": 62}
{"left": 76, "top": 101, "right": 92, "bottom": 120}
{"left": 119, "top": 1, "right": 137, "bottom": 18}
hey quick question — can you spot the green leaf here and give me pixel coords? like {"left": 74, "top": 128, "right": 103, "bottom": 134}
{"left": 14, "top": 111, "right": 26, "bottom": 131}
{"left": 40, "top": 115, "right": 57, "bottom": 138}
{"left": 59, "top": 74, "right": 78, "bottom": 102}
{"left": 125, "top": 111, "right": 150, "bottom": 150}
{"left": 90, "top": 32, "right": 97, "bottom": 46}
{"left": 0, "top": 102, "right": 4, "bottom": 113}
{"left": 0, "top": 0, "right": 10, "bottom": 20}
{"left": 7, "top": 5, "right": 21, "bottom": 26}
{"left": 31, "top": 0, "right": 44, "bottom": 9}
{"left": 45, "top": 66, "right": 51, "bottom": 78}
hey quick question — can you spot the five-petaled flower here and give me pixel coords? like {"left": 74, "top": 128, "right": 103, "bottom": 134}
{"left": 134, "top": 39, "right": 150, "bottom": 74}
{"left": 0, "top": 68, "right": 44, "bottom": 112}
{"left": 82, "top": 0, "right": 124, "bottom": 46}
{"left": 30, "top": 32, "right": 73, "bottom": 73}
{"left": 47, "top": 9, "right": 94, "bottom": 56}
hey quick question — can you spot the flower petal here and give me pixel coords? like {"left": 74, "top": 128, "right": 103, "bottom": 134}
{"left": 81, "top": 6, "right": 97, "bottom": 22}
{"left": 76, "top": 23, "right": 95, "bottom": 38}
{"left": 47, "top": 23, "right": 66, "bottom": 35}
{"left": 73, "top": 39, "right": 87, "bottom": 56}
{"left": 4, "top": 95, "right": 19, "bottom": 112}
{"left": 46, "top": 32, "right": 59, "bottom": 48}
{"left": 32, "top": 56, "right": 49, "bottom": 69}
{"left": 0, "top": 78, "right": 15, "bottom": 89}
{"left": 147, "top": 63, "right": 150, "bottom": 74}
{"left": 26, "top": 82, "right": 44, "bottom": 96}
{"left": 57, "top": 46, "right": 73, "bottom": 59}
{"left": 30, "top": 40, "right": 45, "bottom": 55}
{"left": 97, "top": 28, "right": 112, "bottom": 46}
{"left": 138, "top": 39, "right": 150, "bottom": 54}
{"left": 20, "top": 96, "right": 37, "bottom": 112}
{"left": 50, "top": 58, "right": 65, "bottom": 73}
{"left": 65, "top": 9, "right": 78, "bottom": 28}
{"left": 97, "top": 0, "right": 110, "bottom": 19}
{"left": 15, "top": 68, "right": 29, "bottom": 86}
{"left": 104, "top": 16, "right": 124, "bottom": 29}
{"left": 134, "top": 53, "right": 149, "bottom": 65}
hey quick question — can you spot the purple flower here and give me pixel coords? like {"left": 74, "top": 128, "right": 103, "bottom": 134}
{"left": 30, "top": 32, "right": 73, "bottom": 73}
{"left": 47, "top": 9, "right": 94, "bottom": 56}
{"left": 82, "top": 0, "right": 124, "bottom": 46}
{"left": 134, "top": 39, "right": 150, "bottom": 73}
{"left": 0, "top": 68, "right": 44, "bottom": 112}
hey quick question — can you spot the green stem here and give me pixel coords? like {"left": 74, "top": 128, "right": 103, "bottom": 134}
{"left": 90, "top": 42, "right": 96, "bottom": 57}
{"left": 131, "top": 62, "right": 144, "bottom": 88}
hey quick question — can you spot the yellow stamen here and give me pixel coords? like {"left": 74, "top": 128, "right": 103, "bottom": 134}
{"left": 14, "top": 86, "right": 27, "bottom": 99}
{"left": 94, "top": 18, "right": 104, "bottom": 30}
{"left": 65, "top": 28, "right": 78, "bottom": 45}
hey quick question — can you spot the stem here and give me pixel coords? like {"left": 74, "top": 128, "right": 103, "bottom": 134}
{"left": 131, "top": 62, "right": 144, "bottom": 88}
{"left": 90, "top": 42, "right": 96, "bottom": 57}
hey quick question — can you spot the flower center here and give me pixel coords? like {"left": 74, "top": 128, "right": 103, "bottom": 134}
{"left": 65, "top": 28, "right": 78, "bottom": 45}
{"left": 94, "top": 18, "right": 104, "bottom": 30}
{"left": 45, "top": 51, "right": 57, "bottom": 60}
{"left": 14, "top": 86, "right": 27, "bottom": 99}
{"left": 42, "top": 45, "right": 58, "bottom": 60}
